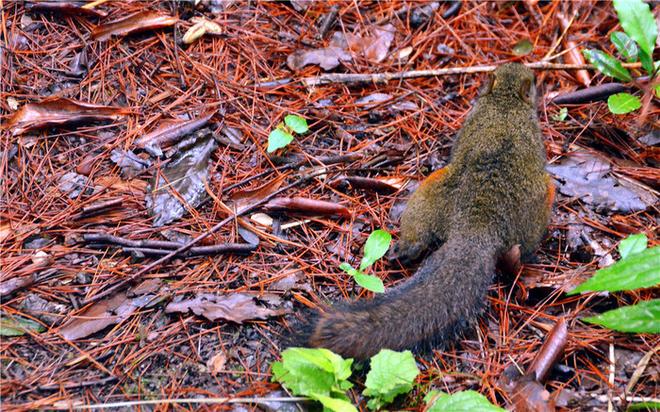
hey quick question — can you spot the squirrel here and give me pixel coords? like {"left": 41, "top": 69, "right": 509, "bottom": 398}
{"left": 297, "top": 63, "right": 554, "bottom": 359}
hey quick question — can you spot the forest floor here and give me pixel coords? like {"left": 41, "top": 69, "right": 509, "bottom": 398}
{"left": 1, "top": 1, "right": 658, "bottom": 411}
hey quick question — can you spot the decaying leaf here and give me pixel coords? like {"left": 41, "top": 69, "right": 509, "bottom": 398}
{"left": 287, "top": 32, "right": 352, "bottom": 71}
{"left": 3, "top": 98, "right": 129, "bottom": 136}
{"left": 59, "top": 291, "right": 160, "bottom": 340}
{"left": 135, "top": 111, "right": 215, "bottom": 156}
{"left": 182, "top": 17, "right": 223, "bottom": 44}
{"left": 146, "top": 136, "right": 217, "bottom": 227}
{"left": 0, "top": 314, "right": 45, "bottom": 337}
{"left": 330, "top": 175, "right": 403, "bottom": 194}
{"left": 92, "top": 10, "right": 178, "bottom": 41}
{"left": 165, "top": 293, "right": 286, "bottom": 323}
{"left": 228, "top": 174, "right": 288, "bottom": 213}
{"left": 207, "top": 352, "right": 227, "bottom": 374}
{"left": 110, "top": 149, "right": 151, "bottom": 178}
{"left": 344, "top": 24, "right": 395, "bottom": 63}
{"left": 263, "top": 197, "right": 351, "bottom": 218}
{"left": 547, "top": 150, "right": 657, "bottom": 213}
{"left": 25, "top": 1, "right": 108, "bottom": 18}
{"left": 58, "top": 171, "right": 89, "bottom": 198}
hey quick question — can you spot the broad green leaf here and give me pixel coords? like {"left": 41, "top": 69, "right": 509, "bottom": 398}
{"left": 638, "top": 50, "right": 654, "bottom": 76}
{"left": 512, "top": 39, "right": 533, "bottom": 56}
{"left": 312, "top": 394, "right": 358, "bottom": 412}
{"left": 425, "top": 390, "right": 505, "bottom": 412}
{"left": 360, "top": 229, "right": 392, "bottom": 271}
{"left": 267, "top": 126, "right": 294, "bottom": 153}
{"left": 610, "top": 31, "right": 639, "bottom": 62}
{"left": 284, "top": 114, "right": 309, "bottom": 134}
{"left": 613, "top": 0, "right": 657, "bottom": 61}
{"left": 618, "top": 233, "right": 647, "bottom": 259}
{"left": 364, "top": 349, "right": 420, "bottom": 410}
{"left": 627, "top": 401, "right": 660, "bottom": 411}
{"left": 569, "top": 246, "right": 660, "bottom": 294}
{"left": 0, "top": 316, "right": 45, "bottom": 336}
{"left": 354, "top": 272, "right": 385, "bottom": 293}
{"left": 339, "top": 262, "right": 356, "bottom": 275}
{"left": 552, "top": 107, "right": 568, "bottom": 122}
{"left": 608, "top": 92, "right": 641, "bottom": 114}
{"left": 583, "top": 299, "right": 660, "bottom": 333}
{"left": 582, "top": 49, "right": 632, "bottom": 82}
{"left": 271, "top": 347, "right": 353, "bottom": 398}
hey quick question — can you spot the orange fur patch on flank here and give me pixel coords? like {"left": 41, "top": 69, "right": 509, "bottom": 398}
{"left": 545, "top": 175, "right": 556, "bottom": 211}
{"left": 419, "top": 166, "right": 450, "bottom": 189}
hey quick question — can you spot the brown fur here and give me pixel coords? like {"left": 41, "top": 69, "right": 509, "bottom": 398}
{"left": 301, "top": 63, "right": 552, "bottom": 359}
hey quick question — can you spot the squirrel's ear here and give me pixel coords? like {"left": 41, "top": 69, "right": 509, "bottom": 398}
{"left": 519, "top": 78, "right": 534, "bottom": 103}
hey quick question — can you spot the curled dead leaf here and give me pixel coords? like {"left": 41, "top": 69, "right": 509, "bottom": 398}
{"left": 263, "top": 197, "right": 351, "bottom": 218}
{"left": 92, "top": 11, "right": 178, "bottom": 41}
{"left": 165, "top": 293, "right": 286, "bottom": 323}
{"left": 182, "top": 17, "right": 223, "bottom": 44}
{"left": 135, "top": 111, "right": 215, "bottom": 156}
{"left": 3, "top": 98, "right": 129, "bottom": 136}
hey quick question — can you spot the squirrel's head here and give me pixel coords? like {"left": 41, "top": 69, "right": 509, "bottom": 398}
{"left": 482, "top": 63, "right": 537, "bottom": 105}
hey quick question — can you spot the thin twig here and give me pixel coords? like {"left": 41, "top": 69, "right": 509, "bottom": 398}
{"left": 61, "top": 396, "right": 309, "bottom": 410}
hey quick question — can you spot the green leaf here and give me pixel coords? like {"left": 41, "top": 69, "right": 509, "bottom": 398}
{"left": 618, "top": 233, "right": 648, "bottom": 259}
{"left": 363, "top": 349, "right": 420, "bottom": 410}
{"left": 552, "top": 107, "right": 568, "bottom": 122}
{"left": 425, "top": 390, "right": 505, "bottom": 412}
{"left": 613, "top": 0, "right": 657, "bottom": 62}
{"left": 267, "top": 127, "right": 294, "bottom": 153}
{"left": 284, "top": 114, "right": 309, "bottom": 134}
{"left": 360, "top": 229, "right": 392, "bottom": 271}
{"left": 512, "top": 39, "right": 533, "bottom": 56}
{"left": 569, "top": 246, "right": 660, "bottom": 294}
{"left": 610, "top": 31, "right": 639, "bottom": 62}
{"left": 582, "top": 49, "right": 632, "bottom": 82}
{"left": 607, "top": 92, "right": 642, "bottom": 114}
{"left": 0, "top": 315, "right": 45, "bottom": 336}
{"left": 627, "top": 401, "right": 660, "bottom": 411}
{"left": 271, "top": 347, "right": 353, "bottom": 398}
{"left": 312, "top": 394, "right": 357, "bottom": 412}
{"left": 354, "top": 272, "right": 385, "bottom": 293}
{"left": 583, "top": 299, "right": 660, "bottom": 333}
{"left": 638, "top": 50, "right": 655, "bottom": 76}
{"left": 339, "top": 262, "right": 356, "bottom": 274}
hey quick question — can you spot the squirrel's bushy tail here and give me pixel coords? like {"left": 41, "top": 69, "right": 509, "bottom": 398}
{"left": 301, "top": 231, "right": 501, "bottom": 359}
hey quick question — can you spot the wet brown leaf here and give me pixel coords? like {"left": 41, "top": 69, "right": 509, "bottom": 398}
{"left": 3, "top": 98, "right": 129, "bottom": 136}
{"left": 528, "top": 318, "right": 568, "bottom": 382}
{"left": 287, "top": 32, "right": 351, "bottom": 71}
{"left": 182, "top": 17, "right": 223, "bottom": 44}
{"left": 263, "top": 197, "right": 351, "bottom": 218}
{"left": 330, "top": 175, "right": 403, "bottom": 194}
{"left": 92, "top": 11, "right": 178, "bottom": 41}
{"left": 165, "top": 293, "right": 286, "bottom": 323}
{"left": 229, "top": 174, "right": 288, "bottom": 213}
{"left": 510, "top": 378, "right": 555, "bottom": 412}
{"left": 25, "top": 1, "right": 108, "bottom": 18}
{"left": 547, "top": 150, "right": 657, "bottom": 213}
{"left": 59, "top": 291, "right": 158, "bottom": 340}
{"left": 146, "top": 136, "right": 217, "bottom": 227}
{"left": 345, "top": 24, "right": 395, "bottom": 63}
{"left": 135, "top": 111, "right": 215, "bottom": 156}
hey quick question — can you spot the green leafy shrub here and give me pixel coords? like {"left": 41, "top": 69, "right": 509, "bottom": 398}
{"left": 363, "top": 350, "right": 419, "bottom": 410}
{"left": 340, "top": 229, "right": 391, "bottom": 293}
{"left": 424, "top": 390, "right": 505, "bottom": 412}
{"left": 569, "top": 233, "right": 659, "bottom": 334}
{"left": 267, "top": 114, "right": 309, "bottom": 153}
{"left": 581, "top": 0, "right": 657, "bottom": 114}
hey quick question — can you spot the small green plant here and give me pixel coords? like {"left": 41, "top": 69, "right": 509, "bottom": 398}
{"left": 0, "top": 314, "right": 44, "bottom": 336}
{"left": 569, "top": 233, "right": 660, "bottom": 334}
{"left": 581, "top": 0, "right": 657, "bottom": 115}
{"left": 552, "top": 107, "right": 568, "bottom": 122}
{"left": 340, "top": 229, "right": 392, "bottom": 293}
{"left": 271, "top": 347, "right": 356, "bottom": 412}
{"left": 363, "top": 349, "right": 419, "bottom": 410}
{"left": 424, "top": 390, "right": 505, "bottom": 412}
{"left": 267, "top": 114, "right": 309, "bottom": 153}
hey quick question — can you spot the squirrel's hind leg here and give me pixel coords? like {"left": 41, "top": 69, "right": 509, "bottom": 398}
{"left": 390, "top": 166, "right": 451, "bottom": 262}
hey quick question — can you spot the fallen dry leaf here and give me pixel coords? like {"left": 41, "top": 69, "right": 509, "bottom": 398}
{"left": 3, "top": 98, "right": 129, "bottom": 136}
{"left": 345, "top": 24, "right": 395, "bottom": 63}
{"left": 182, "top": 17, "right": 223, "bottom": 44}
{"left": 25, "top": 1, "right": 108, "bottom": 18}
{"left": 165, "top": 293, "right": 286, "bottom": 323}
{"left": 92, "top": 10, "right": 178, "bottom": 41}
{"left": 229, "top": 174, "right": 288, "bottom": 213}
{"left": 547, "top": 150, "right": 657, "bottom": 213}
{"left": 263, "top": 197, "right": 351, "bottom": 218}
{"left": 135, "top": 111, "right": 215, "bottom": 156}
{"left": 59, "top": 291, "right": 159, "bottom": 340}
{"left": 207, "top": 352, "right": 227, "bottom": 374}
{"left": 287, "top": 31, "right": 352, "bottom": 71}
